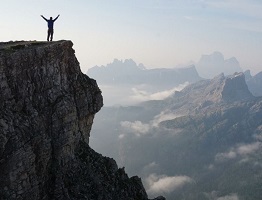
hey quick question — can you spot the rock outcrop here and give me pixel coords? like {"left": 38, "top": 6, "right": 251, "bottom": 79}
{"left": 0, "top": 41, "right": 164, "bottom": 200}
{"left": 221, "top": 72, "right": 254, "bottom": 101}
{"left": 163, "top": 72, "right": 254, "bottom": 117}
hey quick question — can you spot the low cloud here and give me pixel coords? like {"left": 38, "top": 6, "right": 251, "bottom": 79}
{"left": 130, "top": 82, "right": 189, "bottom": 102}
{"left": 236, "top": 142, "right": 261, "bottom": 155}
{"left": 217, "top": 193, "right": 239, "bottom": 200}
{"left": 120, "top": 121, "right": 150, "bottom": 136}
{"left": 146, "top": 174, "right": 193, "bottom": 195}
{"left": 205, "top": 191, "right": 239, "bottom": 200}
{"left": 118, "top": 134, "right": 125, "bottom": 139}
{"left": 152, "top": 111, "right": 183, "bottom": 127}
{"left": 215, "top": 142, "right": 261, "bottom": 162}
{"left": 99, "top": 82, "right": 189, "bottom": 106}
{"left": 215, "top": 151, "right": 237, "bottom": 162}
{"left": 120, "top": 111, "right": 182, "bottom": 137}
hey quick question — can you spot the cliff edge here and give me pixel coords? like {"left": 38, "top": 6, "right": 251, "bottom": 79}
{"left": 0, "top": 41, "right": 164, "bottom": 200}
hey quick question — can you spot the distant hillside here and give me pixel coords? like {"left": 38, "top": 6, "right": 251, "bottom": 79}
{"left": 90, "top": 72, "right": 262, "bottom": 199}
{"left": 196, "top": 52, "right": 242, "bottom": 78}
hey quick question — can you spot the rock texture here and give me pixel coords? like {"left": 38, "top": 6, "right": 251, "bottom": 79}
{"left": 0, "top": 41, "right": 164, "bottom": 200}
{"left": 159, "top": 72, "right": 254, "bottom": 117}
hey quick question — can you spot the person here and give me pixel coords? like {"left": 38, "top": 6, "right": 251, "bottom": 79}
{"left": 41, "top": 15, "right": 60, "bottom": 41}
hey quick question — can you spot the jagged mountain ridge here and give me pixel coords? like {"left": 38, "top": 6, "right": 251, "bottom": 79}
{"left": 165, "top": 72, "right": 253, "bottom": 112}
{"left": 0, "top": 41, "right": 164, "bottom": 200}
{"left": 88, "top": 59, "right": 201, "bottom": 88}
{"left": 87, "top": 58, "right": 202, "bottom": 106}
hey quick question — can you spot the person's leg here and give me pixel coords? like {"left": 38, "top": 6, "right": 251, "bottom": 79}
{"left": 50, "top": 29, "right": 54, "bottom": 41}
{"left": 47, "top": 29, "right": 51, "bottom": 41}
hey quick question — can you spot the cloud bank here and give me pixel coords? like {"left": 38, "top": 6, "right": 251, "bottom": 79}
{"left": 146, "top": 174, "right": 193, "bottom": 195}
{"left": 120, "top": 121, "right": 150, "bottom": 136}
{"left": 205, "top": 191, "right": 239, "bottom": 200}
{"left": 120, "top": 111, "right": 182, "bottom": 137}
{"left": 215, "top": 142, "right": 261, "bottom": 162}
{"left": 152, "top": 111, "right": 183, "bottom": 127}
{"left": 130, "top": 82, "right": 189, "bottom": 102}
{"left": 217, "top": 193, "right": 239, "bottom": 200}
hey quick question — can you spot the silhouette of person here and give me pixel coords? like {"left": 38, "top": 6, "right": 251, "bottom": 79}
{"left": 41, "top": 15, "right": 60, "bottom": 41}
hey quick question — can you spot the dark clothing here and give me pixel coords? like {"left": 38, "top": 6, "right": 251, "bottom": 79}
{"left": 42, "top": 16, "right": 59, "bottom": 29}
{"left": 47, "top": 29, "right": 54, "bottom": 41}
{"left": 47, "top": 20, "right": 54, "bottom": 29}
{"left": 41, "top": 15, "right": 59, "bottom": 41}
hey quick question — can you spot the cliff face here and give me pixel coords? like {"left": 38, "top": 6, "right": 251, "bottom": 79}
{"left": 0, "top": 41, "right": 163, "bottom": 200}
{"left": 164, "top": 72, "right": 254, "bottom": 117}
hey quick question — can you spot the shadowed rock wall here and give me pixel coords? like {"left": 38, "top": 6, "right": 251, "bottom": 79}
{"left": 0, "top": 41, "right": 164, "bottom": 200}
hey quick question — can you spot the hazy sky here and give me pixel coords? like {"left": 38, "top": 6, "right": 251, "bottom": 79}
{"left": 1, "top": 0, "right": 262, "bottom": 74}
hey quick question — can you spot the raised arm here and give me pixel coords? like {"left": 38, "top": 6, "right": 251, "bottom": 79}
{"left": 53, "top": 14, "right": 60, "bottom": 21}
{"left": 41, "top": 15, "right": 48, "bottom": 21}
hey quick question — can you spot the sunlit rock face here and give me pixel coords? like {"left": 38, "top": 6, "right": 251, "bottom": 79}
{"left": 0, "top": 41, "right": 164, "bottom": 200}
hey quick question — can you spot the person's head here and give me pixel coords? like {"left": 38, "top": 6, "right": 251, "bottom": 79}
{"left": 50, "top": 17, "right": 53, "bottom": 20}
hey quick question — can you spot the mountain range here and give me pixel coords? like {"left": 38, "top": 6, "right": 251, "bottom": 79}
{"left": 87, "top": 53, "right": 261, "bottom": 106}
{"left": 90, "top": 72, "right": 262, "bottom": 199}
{"left": 88, "top": 59, "right": 201, "bottom": 90}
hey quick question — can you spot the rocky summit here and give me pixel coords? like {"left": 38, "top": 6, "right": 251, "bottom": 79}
{"left": 0, "top": 41, "right": 165, "bottom": 200}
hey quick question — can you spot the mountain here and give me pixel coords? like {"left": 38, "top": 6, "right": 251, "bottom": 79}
{"left": 244, "top": 70, "right": 262, "bottom": 97}
{"left": 90, "top": 72, "right": 262, "bottom": 199}
{"left": 196, "top": 52, "right": 242, "bottom": 78}
{"left": 87, "top": 59, "right": 202, "bottom": 106}
{"left": 0, "top": 41, "right": 164, "bottom": 200}
{"left": 88, "top": 59, "right": 201, "bottom": 88}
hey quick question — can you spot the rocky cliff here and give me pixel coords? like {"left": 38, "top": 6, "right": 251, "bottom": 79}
{"left": 0, "top": 41, "right": 164, "bottom": 200}
{"left": 159, "top": 72, "right": 254, "bottom": 117}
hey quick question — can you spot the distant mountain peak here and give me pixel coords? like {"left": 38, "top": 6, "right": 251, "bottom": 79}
{"left": 196, "top": 52, "right": 242, "bottom": 79}
{"left": 211, "top": 51, "right": 224, "bottom": 60}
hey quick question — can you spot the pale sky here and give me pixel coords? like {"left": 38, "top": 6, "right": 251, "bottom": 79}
{"left": 1, "top": 0, "right": 262, "bottom": 74}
